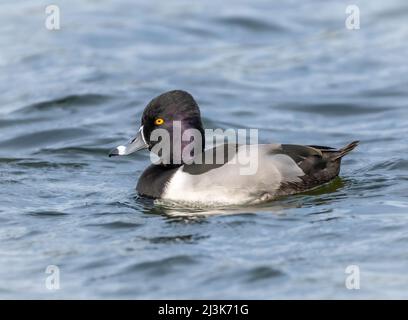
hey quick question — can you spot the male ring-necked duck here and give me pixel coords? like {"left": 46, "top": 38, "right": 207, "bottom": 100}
{"left": 109, "top": 90, "right": 358, "bottom": 205}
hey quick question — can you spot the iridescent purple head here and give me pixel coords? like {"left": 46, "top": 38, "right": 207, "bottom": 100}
{"left": 109, "top": 90, "right": 205, "bottom": 165}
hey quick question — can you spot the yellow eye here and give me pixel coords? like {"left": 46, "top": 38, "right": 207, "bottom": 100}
{"left": 154, "top": 118, "right": 164, "bottom": 125}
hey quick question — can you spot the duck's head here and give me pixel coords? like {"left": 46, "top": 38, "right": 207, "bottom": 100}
{"left": 109, "top": 90, "right": 205, "bottom": 165}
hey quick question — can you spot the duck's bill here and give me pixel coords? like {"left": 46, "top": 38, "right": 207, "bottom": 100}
{"left": 109, "top": 126, "right": 148, "bottom": 157}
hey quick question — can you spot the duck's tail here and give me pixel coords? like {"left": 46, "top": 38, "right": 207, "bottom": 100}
{"left": 331, "top": 140, "right": 359, "bottom": 161}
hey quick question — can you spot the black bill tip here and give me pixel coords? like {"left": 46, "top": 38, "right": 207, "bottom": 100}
{"left": 108, "top": 148, "right": 119, "bottom": 157}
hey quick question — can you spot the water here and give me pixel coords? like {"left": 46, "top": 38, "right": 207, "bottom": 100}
{"left": 0, "top": 0, "right": 407, "bottom": 299}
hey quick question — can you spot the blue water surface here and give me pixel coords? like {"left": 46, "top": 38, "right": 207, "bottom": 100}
{"left": 0, "top": 0, "right": 407, "bottom": 298}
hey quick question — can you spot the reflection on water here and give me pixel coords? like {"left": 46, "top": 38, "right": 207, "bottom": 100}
{"left": 0, "top": 0, "right": 407, "bottom": 298}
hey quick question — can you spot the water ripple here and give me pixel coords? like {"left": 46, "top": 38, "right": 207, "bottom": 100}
{"left": 0, "top": 128, "right": 93, "bottom": 149}
{"left": 19, "top": 94, "right": 113, "bottom": 113}
{"left": 245, "top": 266, "right": 285, "bottom": 282}
{"left": 125, "top": 255, "right": 198, "bottom": 276}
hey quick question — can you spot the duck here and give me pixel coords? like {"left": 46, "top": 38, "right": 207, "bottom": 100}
{"left": 109, "top": 90, "right": 358, "bottom": 205}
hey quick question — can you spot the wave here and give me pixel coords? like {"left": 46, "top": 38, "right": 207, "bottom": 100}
{"left": 18, "top": 94, "right": 113, "bottom": 114}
